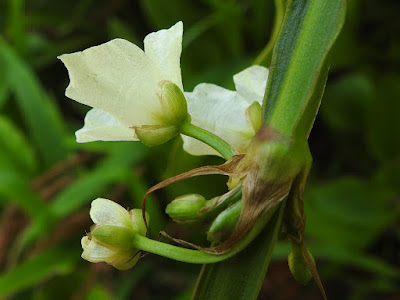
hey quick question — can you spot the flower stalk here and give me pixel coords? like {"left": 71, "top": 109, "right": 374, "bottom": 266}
{"left": 180, "top": 121, "right": 237, "bottom": 160}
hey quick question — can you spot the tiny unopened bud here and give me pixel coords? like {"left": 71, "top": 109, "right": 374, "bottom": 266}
{"left": 288, "top": 247, "right": 315, "bottom": 285}
{"left": 166, "top": 194, "right": 207, "bottom": 223}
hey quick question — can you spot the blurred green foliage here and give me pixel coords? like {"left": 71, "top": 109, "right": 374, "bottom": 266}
{"left": 0, "top": 0, "right": 398, "bottom": 299}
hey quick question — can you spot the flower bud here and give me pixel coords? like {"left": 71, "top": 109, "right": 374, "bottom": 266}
{"left": 288, "top": 247, "right": 315, "bottom": 285}
{"left": 165, "top": 194, "right": 207, "bottom": 223}
{"left": 81, "top": 198, "right": 149, "bottom": 270}
{"left": 207, "top": 200, "right": 242, "bottom": 243}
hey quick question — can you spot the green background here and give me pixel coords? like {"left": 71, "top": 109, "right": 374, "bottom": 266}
{"left": 0, "top": 0, "right": 399, "bottom": 299}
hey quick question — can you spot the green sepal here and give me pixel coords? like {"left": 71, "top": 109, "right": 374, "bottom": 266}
{"left": 134, "top": 82, "right": 190, "bottom": 147}
{"left": 129, "top": 209, "right": 149, "bottom": 236}
{"left": 246, "top": 101, "right": 262, "bottom": 133}
{"left": 135, "top": 124, "right": 178, "bottom": 147}
{"left": 111, "top": 250, "right": 141, "bottom": 271}
{"left": 91, "top": 225, "right": 135, "bottom": 250}
{"left": 159, "top": 81, "right": 190, "bottom": 125}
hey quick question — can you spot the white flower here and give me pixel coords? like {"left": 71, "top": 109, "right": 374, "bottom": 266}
{"left": 81, "top": 198, "right": 147, "bottom": 270}
{"left": 58, "top": 22, "right": 188, "bottom": 146}
{"left": 182, "top": 65, "right": 269, "bottom": 156}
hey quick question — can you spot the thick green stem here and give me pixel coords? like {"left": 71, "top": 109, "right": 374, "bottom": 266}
{"left": 180, "top": 121, "right": 237, "bottom": 160}
{"left": 253, "top": 0, "right": 286, "bottom": 66}
{"left": 262, "top": 0, "right": 345, "bottom": 134}
{"left": 192, "top": 1, "right": 346, "bottom": 299}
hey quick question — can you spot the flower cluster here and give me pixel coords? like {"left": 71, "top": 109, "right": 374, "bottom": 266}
{"left": 60, "top": 22, "right": 272, "bottom": 269}
{"left": 59, "top": 21, "right": 268, "bottom": 154}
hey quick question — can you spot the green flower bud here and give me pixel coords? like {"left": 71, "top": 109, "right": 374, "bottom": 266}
{"left": 166, "top": 194, "right": 207, "bottom": 223}
{"left": 207, "top": 200, "right": 242, "bottom": 243}
{"left": 288, "top": 247, "right": 315, "bottom": 285}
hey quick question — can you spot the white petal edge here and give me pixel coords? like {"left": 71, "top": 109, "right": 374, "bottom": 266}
{"left": 182, "top": 83, "right": 254, "bottom": 156}
{"left": 58, "top": 39, "right": 163, "bottom": 127}
{"left": 233, "top": 65, "right": 269, "bottom": 104}
{"left": 90, "top": 198, "right": 131, "bottom": 227}
{"left": 144, "top": 21, "right": 183, "bottom": 91}
{"left": 76, "top": 108, "right": 138, "bottom": 143}
{"left": 81, "top": 237, "right": 116, "bottom": 263}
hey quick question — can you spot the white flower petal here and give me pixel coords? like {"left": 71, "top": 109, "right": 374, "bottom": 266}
{"left": 81, "top": 236, "right": 90, "bottom": 250}
{"left": 76, "top": 108, "right": 137, "bottom": 143}
{"left": 90, "top": 198, "right": 131, "bottom": 227}
{"left": 144, "top": 22, "right": 183, "bottom": 90}
{"left": 81, "top": 238, "right": 117, "bottom": 263}
{"left": 58, "top": 39, "right": 164, "bottom": 127}
{"left": 233, "top": 65, "right": 269, "bottom": 104}
{"left": 182, "top": 83, "right": 254, "bottom": 156}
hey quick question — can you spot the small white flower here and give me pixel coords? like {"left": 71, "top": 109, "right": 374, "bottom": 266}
{"left": 59, "top": 22, "right": 187, "bottom": 145}
{"left": 182, "top": 65, "right": 269, "bottom": 156}
{"left": 81, "top": 198, "right": 147, "bottom": 270}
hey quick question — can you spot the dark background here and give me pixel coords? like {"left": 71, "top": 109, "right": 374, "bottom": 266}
{"left": 0, "top": 0, "right": 399, "bottom": 299}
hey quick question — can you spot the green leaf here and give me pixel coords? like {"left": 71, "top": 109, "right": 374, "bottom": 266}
{"left": 263, "top": 0, "right": 346, "bottom": 136}
{"left": 0, "top": 169, "right": 48, "bottom": 219}
{"left": 0, "top": 115, "right": 37, "bottom": 173}
{"left": 367, "top": 76, "right": 400, "bottom": 162}
{"left": 305, "top": 177, "right": 398, "bottom": 251}
{"left": 0, "top": 246, "right": 78, "bottom": 298}
{"left": 321, "top": 72, "right": 374, "bottom": 132}
{"left": 192, "top": 202, "right": 285, "bottom": 300}
{"left": 50, "top": 165, "right": 129, "bottom": 218}
{"left": 18, "top": 143, "right": 147, "bottom": 248}
{"left": 0, "top": 57, "right": 9, "bottom": 109}
{"left": 6, "top": 0, "right": 26, "bottom": 54}
{"left": 0, "top": 38, "right": 68, "bottom": 167}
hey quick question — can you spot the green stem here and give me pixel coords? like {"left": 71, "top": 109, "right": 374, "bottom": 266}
{"left": 262, "top": 0, "right": 345, "bottom": 134}
{"left": 180, "top": 121, "right": 237, "bottom": 160}
{"left": 132, "top": 203, "right": 277, "bottom": 264}
{"left": 133, "top": 235, "right": 226, "bottom": 264}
